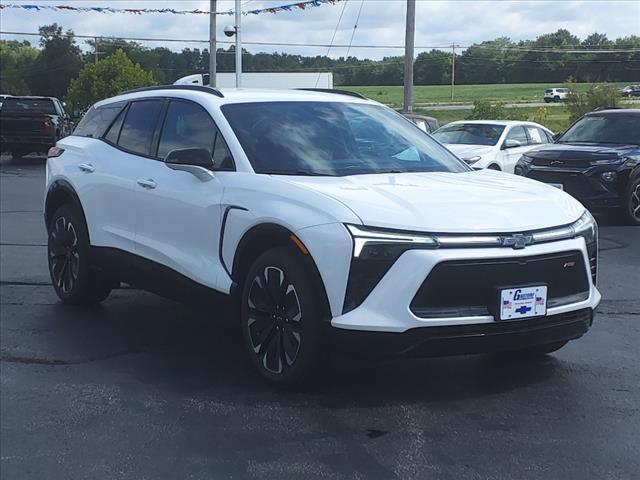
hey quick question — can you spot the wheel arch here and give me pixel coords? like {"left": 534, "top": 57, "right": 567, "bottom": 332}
{"left": 231, "top": 222, "right": 332, "bottom": 320}
{"left": 44, "top": 180, "right": 88, "bottom": 237}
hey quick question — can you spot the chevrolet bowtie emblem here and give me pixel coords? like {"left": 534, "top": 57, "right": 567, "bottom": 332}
{"left": 500, "top": 233, "right": 534, "bottom": 249}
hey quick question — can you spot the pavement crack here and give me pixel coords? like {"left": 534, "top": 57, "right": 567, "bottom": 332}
{"left": 0, "top": 349, "right": 145, "bottom": 366}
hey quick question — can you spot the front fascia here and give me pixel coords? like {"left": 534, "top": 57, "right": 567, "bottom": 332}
{"left": 331, "top": 237, "right": 601, "bottom": 333}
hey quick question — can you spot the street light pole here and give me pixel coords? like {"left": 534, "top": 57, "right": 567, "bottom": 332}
{"left": 209, "top": 0, "right": 216, "bottom": 87}
{"left": 403, "top": 0, "right": 415, "bottom": 113}
{"left": 235, "top": 0, "right": 242, "bottom": 88}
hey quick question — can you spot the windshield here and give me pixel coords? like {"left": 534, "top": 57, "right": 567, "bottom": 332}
{"left": 0, "top": 98, "right": 56, "bottom": 115}
{"left": 221, "top": 102, "right": 469, "bottom": 176}
{"left": 559, "top": 114, "right": 640, "bottom": 145}
{"left": 432, "top": 123, "right": 505, "bottom": 146}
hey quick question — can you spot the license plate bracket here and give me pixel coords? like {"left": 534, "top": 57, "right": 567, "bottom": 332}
{"left": 497, "top": 285, "right": 547, "bottom": 320}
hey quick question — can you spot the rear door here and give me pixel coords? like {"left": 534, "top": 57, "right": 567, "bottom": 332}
{"left": 134, "top": 99, "right": 233, "bottom": 291}
{"left": 77, "top": 99, "right": 164, "bottom": 254}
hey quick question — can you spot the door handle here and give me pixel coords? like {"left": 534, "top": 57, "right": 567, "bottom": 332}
{"left": 137, "top": 179, "right": 157, "bottom": 190}
{"left": 77, "top": 163, "right": 95, "bottom": 173}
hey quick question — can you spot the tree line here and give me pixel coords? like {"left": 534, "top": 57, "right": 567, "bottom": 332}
{"left": 1, "top": 24, "right": 639, "bottom": 101}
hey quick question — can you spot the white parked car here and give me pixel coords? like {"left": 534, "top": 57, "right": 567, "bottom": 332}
{"left": 45, "top": 86, "right": 600, "bottom": 386}
{"left": 544, "top": 88, "right": 571, "bottom": 103}
{"left": 432, "top": 120, "right": 555, "bottom": 173}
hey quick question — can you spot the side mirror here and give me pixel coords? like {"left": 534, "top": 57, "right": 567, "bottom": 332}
{"left": 164, "top": 148, "right": 214, "bottom": 180}
{"left": 502, "top": 139, "right": 522, "bottom": 149}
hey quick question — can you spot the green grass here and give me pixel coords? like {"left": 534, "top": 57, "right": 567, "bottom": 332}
{"left": 413, "top": 106, "right": 571, "bottom": 132}
{"left": 344, "top": 82, "right": 630, "bottom": 107}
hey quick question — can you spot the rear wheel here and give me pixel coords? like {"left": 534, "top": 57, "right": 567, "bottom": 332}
{"left": 240, "top": 247, "right": 325, "bottom": 387}
{"left": 624, "top": 178, "right": 640, "bottom": 226}
{"left": 554, "top": 96, "right": 561, "bottom": 102}
{"left": 47, "top": 204, "right": 112, "bottom": 305}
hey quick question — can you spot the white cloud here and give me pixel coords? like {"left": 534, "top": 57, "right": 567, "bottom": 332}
{"left": 1, "top": 0, "right": 638, "bottom": 58}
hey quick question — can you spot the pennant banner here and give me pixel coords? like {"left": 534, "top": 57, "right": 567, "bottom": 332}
{"left": 0, "top": 0, "right": 344, "bottom": 16}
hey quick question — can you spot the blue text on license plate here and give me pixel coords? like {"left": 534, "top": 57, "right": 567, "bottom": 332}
{"left": 500, "top": 285, "right": 547, "bottom": 320}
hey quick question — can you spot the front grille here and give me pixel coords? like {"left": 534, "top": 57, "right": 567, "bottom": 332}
{"left": 410, "top": 251, "right": 590, "bottom": 318}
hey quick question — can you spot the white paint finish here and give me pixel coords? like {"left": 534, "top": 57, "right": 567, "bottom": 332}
{"left": 134, "top": 159, "right": 226, "bottom": 290}
{"left": 440, "top": 120, "right": 554, "bottom": 173}
{"left": 331, "top": 237, "right": 601, "bottom": 332}
{"left": 294, "top": 222, "right": 353, "bottom": 317}
{"left": 274, "top": 169, "right": 584, "bottom": 233}
{"left": 52, "top": 136, "right": 144, "bottom": 252}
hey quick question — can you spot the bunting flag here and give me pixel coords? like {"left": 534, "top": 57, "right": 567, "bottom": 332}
{"left": 0, "top": 0, "right": 344, "bottom": 16}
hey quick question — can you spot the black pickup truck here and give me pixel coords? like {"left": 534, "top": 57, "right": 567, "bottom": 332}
{"left": 0, "top": 96, "right": 73, "bottom": 159}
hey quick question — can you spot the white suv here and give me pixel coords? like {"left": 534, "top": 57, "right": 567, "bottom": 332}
{"left": 543, "top": 88, "right": 571, "bottom": 103}
{"left": 45, "top": 86, "right": 601, "bottom": 385}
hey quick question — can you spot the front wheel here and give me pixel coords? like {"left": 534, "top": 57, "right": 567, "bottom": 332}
{"left": 240, "top": 247, "right": 326, "bottom": 387}
{"left": 48, "top": 204, "right": 112, "bottom": 305}
{"left": 624, "top": 178, "right": 640, "bottom": 226}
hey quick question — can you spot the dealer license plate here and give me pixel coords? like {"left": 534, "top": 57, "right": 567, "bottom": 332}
{"left": 500, "top": 285, "right": 547, "bottom": 320}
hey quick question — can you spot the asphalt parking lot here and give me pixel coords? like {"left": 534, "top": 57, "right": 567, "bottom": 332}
{"left": 1, "top": 154, "right": 639, "bottom": 480}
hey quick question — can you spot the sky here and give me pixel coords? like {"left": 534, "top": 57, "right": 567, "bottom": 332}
{"left": 1, "top": 0, "right": 639, "bottom": 59}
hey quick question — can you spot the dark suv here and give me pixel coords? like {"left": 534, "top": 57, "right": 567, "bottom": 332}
{"left": 515, "top": 109, "right": 640, "bottom": 225}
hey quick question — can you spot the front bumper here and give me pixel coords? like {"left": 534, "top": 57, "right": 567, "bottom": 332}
{"left": 523, "top": 167, "right": 627, "bottom": 210}
{"left": 331, "top": 237, "right": 601, "bottom": 333}
{"left": 330, "top": 308, "right": 593, "bottom": 358}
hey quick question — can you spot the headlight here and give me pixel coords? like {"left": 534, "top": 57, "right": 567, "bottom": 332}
{"left": 346, "top": 224, "right": 438, "bottom": 258}
{"left": 519, "top": 154, "right": 533, "bottom": 164}
{"left": 572, "top": 210, "right": 598, "bottom": 245}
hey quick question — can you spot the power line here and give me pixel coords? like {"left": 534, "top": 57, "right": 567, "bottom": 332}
{"left": 316, "top": 0, "right": 349, "bottom": 87}
{"left": 345, "top": 0, "right": 364, "bottom": 58}
{"left": 3, "top": 31, "right": 639, "bottom": 53}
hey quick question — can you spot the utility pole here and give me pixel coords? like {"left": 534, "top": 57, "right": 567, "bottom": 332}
{"left": 209, "top": 0, "right": 216, "bottom": 87}
{"left": 403, "top": 0, "right": 415, "bottom": 113}
{"left": 94, "top": 37, "right": 100, "bottom": 64}
{"left": 235, "top": 0, "right": 242, "bottom": 88}
{"left": 450, "top": 43, "right": 456, "bottom": 101}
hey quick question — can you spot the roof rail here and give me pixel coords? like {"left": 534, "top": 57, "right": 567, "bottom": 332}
{"left": 121, "top": 84, "right": 224, "bottom": 98}
{"left": 296, "top": 88, "right": 367, "bottom": 100}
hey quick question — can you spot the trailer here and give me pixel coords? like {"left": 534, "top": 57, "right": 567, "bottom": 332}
{"left": 174, "top": 72, "right": 333, "bottom": 89}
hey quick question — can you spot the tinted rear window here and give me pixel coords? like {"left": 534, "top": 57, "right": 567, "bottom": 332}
{"left": 1, "top": 98, "right": 56, "bottom": 115}
{"left": 73, "top": 103, "right": 125, "bottom": 138}
{"left": 117, "top": 100, "right": 163, "bottom": 156}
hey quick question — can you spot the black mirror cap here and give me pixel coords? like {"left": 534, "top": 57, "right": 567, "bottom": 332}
{"left": 164, "top": 148, "right": 213, "bottom": 169}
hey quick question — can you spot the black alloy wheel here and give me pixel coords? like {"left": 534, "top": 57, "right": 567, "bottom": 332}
{"left": 47, "top": 204, "right": 112, "bottom": 305}
{"left": 240, "top": 247, "right": 325, "bottom": 386}
{"left": 49, "top": 215, "right": 80, "bottom": 294}
{"left": 246, "top": 266, "right": 302, "bottom": 374}
{"left": 626, "top": 178, "right": 640, "bottom": 225}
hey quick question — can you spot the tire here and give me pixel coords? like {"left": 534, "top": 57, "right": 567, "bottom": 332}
{"left": 554, "top": 96, "right": 561, "bottom": 103}
{"left": 47, "top": 203, "right": 112, "bottom": 305}
{"left": 240, "top": 246, "right": 326, "bottom": 387}
{"left": 544, "top": 98, "right": 551, "bottom": 103}
{"left": 624, "top": 177, "right": 640, "bottom": 226}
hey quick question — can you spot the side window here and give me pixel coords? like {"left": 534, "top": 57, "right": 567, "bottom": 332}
{"left": 103, "top": 107, "right": 126, "bottom": 144}
{"left": 505, "top": 126, "right": 528, "bottom": 145}
{"left": 118, "top": 100, "right": 163, "bottom": 156}
{"left": 75, "top": 103, "right": 125, "bottom": 138}
{"left": 212, "top": 131, "right": 235, "bottom": 170}
{"left": 525, "top": 126, "right": 549, "bottom": 145}
{"left": 157, "top": 100, "right": 215, "bottom": 160}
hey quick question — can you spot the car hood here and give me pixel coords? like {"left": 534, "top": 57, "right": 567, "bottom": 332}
{"left": 275, "top": 170, "right": 584, "bottom": 233}
{"left": 444, "top": 144, "right": 496, "bottom": 159}
{"left": 524, "top": 143, "right": 639, "bottom": 167}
